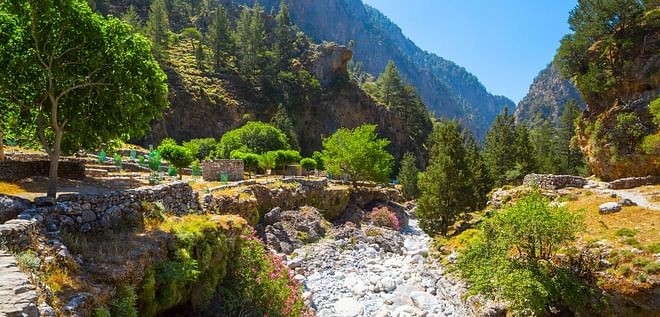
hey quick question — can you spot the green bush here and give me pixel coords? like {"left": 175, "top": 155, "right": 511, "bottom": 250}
{"left": 114, "top": 153, "right": 123, "bottom": 170}
{"left": 183, "top": 138, "right": 217, "bottom": 161}
{"left": 191, "top": 160, "right": 201, "bottom": 177}
{"left": 623, "top": 237, "right": 642, "bottom": 248}
{"left": 644, "top": 262, "right": 660, "bottom": 274}
{"left": 16, "top": 250, "right": 40, "bottom": 271}
{"left": 93, "top": 307, "right": 111, "bottom": 317}
{"left": 300, "top": 158, "right": 316, "bottom": 175}
{"left": 615, "top": 227, "right": 638, "bottom": 237}
{"left": 214, "top": 122, "right": 289, "bottom": 159}
{"left": 110, "top": 285, "right": 138, "bottom": 317}
{"left": 457, "top": 191, "right": 587, "bottom": 314}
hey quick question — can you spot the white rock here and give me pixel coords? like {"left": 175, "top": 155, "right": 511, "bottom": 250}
{"left": 409, "top": 291, "right": 439, "bottom": 310}
{"left": 599, "top": 202, "right": 621, "bottom": 214}
{"left": 334, "top": 297, "right": 364, "bottom": 317}
{"left": 378, "top": 277, "right": 397, "bottom": 293}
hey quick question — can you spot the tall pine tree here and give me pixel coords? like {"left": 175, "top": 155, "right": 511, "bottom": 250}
{"left": 274, "top": 0, "right": 295, "bottom": 70}
{"left": 483, "top": 107, "right": 517, "bottom": 187}
{"left": 557, "top": 100, "right": 588, "bottom": 175}
{"left": 207, "top": 6, "right": 233, "bottom": 72}
{"left": 235, "top": 4, "right": 266, "bottom": 82}
{"left": 398, "top": 152, "right": 420, "bottom": 200}
{"left": 418, "top": 121, "right": 477, "bottom": 236}
{"left": 463, "top": 130, "right": 492, "bottom": 208}
{"left": 122, "top": 5, "right": 143, "bottom": 34}
{"left": 147, "top": 0, "right": 170, "bottom": 57}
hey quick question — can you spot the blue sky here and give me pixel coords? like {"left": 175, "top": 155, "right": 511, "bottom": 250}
{"left": 362, "top": 0, "right": 577, "bottom": 103}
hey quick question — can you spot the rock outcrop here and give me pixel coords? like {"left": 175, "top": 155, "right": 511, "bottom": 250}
{"left": 0, "top": 195, "right": 32, "bottom": 224}
{"left": 311, "top": 43, "right": 353, "bottom": 86}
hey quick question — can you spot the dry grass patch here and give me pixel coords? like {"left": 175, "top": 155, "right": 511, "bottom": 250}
{"left": 565, "top": 192, "right": 658, "bottom": 246}
{"left": 0, "top": 181, "right": 30, "bottom": 196}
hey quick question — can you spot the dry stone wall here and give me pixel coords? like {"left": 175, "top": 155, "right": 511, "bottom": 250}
{"left": 523, "top": 174, "right": 588, "bottom": 190}
{"left": 608, "top": 175, "right": 659, "bottom": 189}
{"left": 15, "top": 182, "right": 199, "bottom": 234}
{"left": 0, "top": 160, "right": 85, "bottom": 181}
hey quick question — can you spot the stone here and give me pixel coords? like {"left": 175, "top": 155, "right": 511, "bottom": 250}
{"left": 599, "top": 202, "right": 621, "bottom": 214}
{"left": 0, "top": 195, "right": 31, "bottom": 223}
{"left": 334, "top": 297, "right": 364, "bottom": 317}
{"left": 409, "top": 291, "right": 439, "bottom": 310}
{"left": 377, "top": 277, "right": 397, "bottom": 293}
{"left": 619, "top": 198, "right": 637, "bottom": 207}
{"left": 34, "top": 196, "right": 56, "bottom": 207}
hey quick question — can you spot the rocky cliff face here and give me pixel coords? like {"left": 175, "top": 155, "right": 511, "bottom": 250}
{"left": 234, "top": 0, "right": 515, "bottom": 139}
{"left": 514, "top": 63, "right": 585, "bottom": 127}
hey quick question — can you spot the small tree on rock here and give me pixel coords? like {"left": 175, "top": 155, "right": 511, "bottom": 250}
{"left": 321, "top": 124, "right": 393, "bottom": 186}
{"left": 300, "top": 158, "right": 317, "bottom": 178}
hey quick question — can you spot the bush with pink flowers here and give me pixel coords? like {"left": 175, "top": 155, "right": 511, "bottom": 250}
{"left": 222, "top": 226, "right": 309, "bottom": 317}
{"left": 369, "top": 207, "right": 400, "bottom": 231}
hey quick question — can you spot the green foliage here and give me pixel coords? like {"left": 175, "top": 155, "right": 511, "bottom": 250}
{"left": 158, "top": 143, "right": 194, "bottom": 170}
{"left": 191, "top": 160, "right": 201, "bottom": 177}
{"left": 312, "top": 151, "right": 325, "bottom": 171}
{"left": 273, "top": 0, "right": 295, "bottom": 70}
{"left": 397, "top": 152, "right": 420, "bottom": 200}
{"left": 235, "top": 3, "right": 266, "bottom": 83}
{"left": 146, "top": 0, "right": 169, "bottom": 57}
{"left": 207, "top": 6, "right": 233, "bottom": 72}
{"left": 110, "top": 285, "right": 138, "bottom": 317}
{"left": 554, "top": 0, "right": 658, "bottom": 108}
{"left": 222, "top": 227, "right": 305, "bottom": 317}
{"left": 462, "top": 130, "right": 492, "bottom": 207}
{"left": 167, "top": 166, "right": 177, "bottom": 177}
{"left": 300, "top": 158, "right": 317, "bottom": 171}
{"left": 16, "top": 250, "right": 40, "bottom": 272}
{"left": 615, "top": 227, "right": 638, "bottom": 237}
{"left": 114, "top": 153, "right": 123, "bottom": 170}
{"left": 182, "top": 138, "right": 216, "bottom": 161}
{"left": 122, "top": 5, "right": 142, "bottom": 34}
{"left": 457, "top": 192, "right": 586, "bottom": 314}
{"left": 321, "top": 124, "right": 393, "bottom": 184}
{"left": 214, "top": 122, "right": 289, "bottom": 159}
{"left": 417, "top": 121, "right": 480, "bottom": 236}
{"left": 651, "top": 97, "right": 660, "bottom": 126}
{"left": 230, "top": 150, "right": 261, "bottom": 176}
{"left": 0, "top": 0, "right": 168, "bottom": 196}
{"left": 484, "top": 108, "right": 536, "bottom": 186}
{"left": 93, "top": 307, "right": 111, "bottom": 317}
{"left": 139, "top": 155, "right": 145, "bottom": 167}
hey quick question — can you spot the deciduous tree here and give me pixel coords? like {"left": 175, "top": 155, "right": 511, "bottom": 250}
{"left": 0, "top": 0, "right": 168, "bottom": 197}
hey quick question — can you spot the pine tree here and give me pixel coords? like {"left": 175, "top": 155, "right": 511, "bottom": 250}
{"left": 377, "top": 61, "right": 405, "bottom": 108}
{"left": 418, "top": 121, "right": 477, "bottom": 236}
{"left": 274, "top": 0, "right": 295, "bottom": 70}
{"left": 463, "top": 130, "right": 492, "bottom": 207}
{"left": 530, "top": 120, "right": 559, "bottom": 174}
{"left": 483, "top": 107, "right": 517, "bottom": 187}
{"left": 207, "top": 6, "right": 233, "bottom": 72}
{"left": 147, "top": 0, "right": 170, "bottom": 57}
{"left": 122, "top": 5, "right": 143, "bottom": 34}
{"left": 557, "top": 100, "right": 587, "bottom": 175}
{"left": 398, "top": 152, "right": 420, "bottom": 200}
{"left": 235, "top": 4, "right": 266, "bottom": 82}
{"left": 510, "top": 124, "right": 537, "bottom": 182}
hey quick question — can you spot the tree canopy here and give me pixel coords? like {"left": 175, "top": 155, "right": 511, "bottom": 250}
{"left": 213, "top": 121, "right": 290, "bottom": 159}
{"left": 321, "top": 124, "right": 393, "bottom": 184}
{"left": 0, "top": 0, "right": 168, "bottom": 197}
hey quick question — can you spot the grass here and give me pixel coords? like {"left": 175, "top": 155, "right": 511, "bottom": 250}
{"left": 0, "top": 181, "right": 29, "bottom": 195}
{"left": 565, "top": 192, "right": 658, "bottom": 247}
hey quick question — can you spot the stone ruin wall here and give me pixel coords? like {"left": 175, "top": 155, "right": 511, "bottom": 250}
{"left": 201, "top": 160, "right": 244, "bottom": 182}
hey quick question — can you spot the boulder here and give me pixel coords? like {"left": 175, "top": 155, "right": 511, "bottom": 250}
{"left": 0, "top": 195, "right": 31, "bottom": 223}
{"left": 599, "top": 202, "right": 621, "bottom": 214}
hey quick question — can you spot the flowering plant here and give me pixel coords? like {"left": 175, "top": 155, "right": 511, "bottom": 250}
{"left": 369, "top": 207, "right": 400, "bottom": 231}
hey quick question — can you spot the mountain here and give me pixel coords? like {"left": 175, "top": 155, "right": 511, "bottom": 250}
{"left": 514, "top": 63, "right": 585, "bottom": 127}
{"left": 232, "top": 0, "right": 515, "bottom": 139}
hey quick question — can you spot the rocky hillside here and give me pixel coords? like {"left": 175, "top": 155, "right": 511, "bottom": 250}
{"left": 233, "top": 0, "right": 515, "bottom": 139}
{"left": 514, "top": 63, "right": 585, "bottom": 127}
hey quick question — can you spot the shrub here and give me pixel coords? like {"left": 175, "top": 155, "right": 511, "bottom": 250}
{"left": 110, "top": 285, "right": 138, "bottom": 317}
{"left": 615, "top": 227, "right": 638, "bottom": 237}
{"left": 646, "top": 243, "right": 660, "bottom": 254}
{"left": 312, "top": 151, "right": 325, "bottom": 171}
{"left": 457, "top": 191, "right": 587, "bottom": 314}
{"left": 191, "top": 160, "right": 201, "bottom": 177}
{"left": 16, "top": 250, "right": 40, "bottom": 271}
{"left": 222, "top": 226, "right": 306, "bottom": 316}
{"left": 369, "top": 207, "right": 400, "bottom": 231}
{"left": 230, "top": 151, "right": 260, "bottom": 176}
{"left": 299, "top": 158, "right": 316, "bottom": 176}
{"left": 214, "top": 122, "right": 289, "bottom": 159}
{"left": 183, "top": 138, "right": 216, "bottom": 161}
{"left": 644, "top": 262, "right": 660, "bottom": 274}
{"left": 158, "top": 143, "right": 194, "bottom": 174}
{"left": 93, "top": 308, "right": 111, "bottom": 317}
{"left": 623, "top": 237, "right": 642, "bottom": 248}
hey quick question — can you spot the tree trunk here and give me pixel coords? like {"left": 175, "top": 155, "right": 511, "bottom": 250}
{"left": 47, "top": 130, "right": 63, "bottom": 198}
{"left": 0, "top": 131, "right": 4, "bottom": 161}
